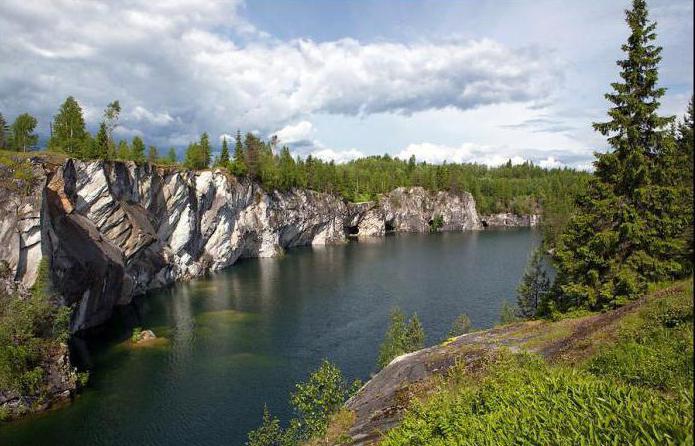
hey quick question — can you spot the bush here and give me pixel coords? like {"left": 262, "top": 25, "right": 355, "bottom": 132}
{"left": 246, "top": 360, "right": 360, "bottom": 446}
{"left": 498, "top": 301, "right": 519, "bottom": 325}
{"left": 377, "top": 308, "right": 426, "bottom": 369}
{"left": 131, "top": 327, "right": 142, "bottom": 343}
{"left": 0, "top": 258, "right": 69, "bottom": 395}
{"left": 448, "top": 313, "right": 472, "bottom": 338}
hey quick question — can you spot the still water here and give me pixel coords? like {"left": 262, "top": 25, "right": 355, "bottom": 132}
{"left": 1, "top": 229, "right": 540, "bottom": 446}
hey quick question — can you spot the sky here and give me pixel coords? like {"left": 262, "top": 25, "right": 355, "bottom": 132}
{"left": 0, "top": 0, "right": 692, "bottom": 169}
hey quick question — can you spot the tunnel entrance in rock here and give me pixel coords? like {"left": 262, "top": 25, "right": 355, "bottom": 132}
{"left": 345, "top": 225, "right": 359, "bottom": 236}
{"left": 481, "top": 220, "right": 489, "bottom": 228}
{"left": 385, "top": 220, "right": 395, "bottom": 232}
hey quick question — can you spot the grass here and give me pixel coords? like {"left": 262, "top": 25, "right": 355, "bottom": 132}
{"left": 303, "top": 409, "right": 356, "bottom": 446}
{"left": 380, "top": 280, "right": 694, "bottom": 446}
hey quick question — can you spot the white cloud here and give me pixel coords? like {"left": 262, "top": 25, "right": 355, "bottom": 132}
{"left": 396, "top": 142, "right": 528, "bottom": 167}
{"left": 309, "top": 148, "right": 365, "bottom": 164}
{"left": 274, "top": 121, "right": 315, "bottom": 145}
{"left": 0, "top": 0, "right": 561, "bottom": 149}
{"left": 131, "top": 106, "right": 175, "bottom": 126}
{"left": 537, "top": 156, "right": 564, "bottom": 169}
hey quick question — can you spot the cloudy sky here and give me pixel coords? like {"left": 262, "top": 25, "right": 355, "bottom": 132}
{"left": 0, "top": 0, "right": 692, "bottom": 168}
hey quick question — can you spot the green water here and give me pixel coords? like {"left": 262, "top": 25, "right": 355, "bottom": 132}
{"left": 0, "top": 229, "right": 540, "bottom": 446}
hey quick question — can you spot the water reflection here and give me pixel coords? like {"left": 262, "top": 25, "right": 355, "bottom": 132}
{"left": 2, "top": 230, "right": 540, "bottom": 446}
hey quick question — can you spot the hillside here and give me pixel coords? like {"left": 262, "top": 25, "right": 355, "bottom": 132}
{"left": 315, "top": 281, "right": 693, "bottom": 445}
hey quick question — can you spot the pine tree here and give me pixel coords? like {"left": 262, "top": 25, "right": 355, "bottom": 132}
{"left": 219, "top": 136, "right": 230, "bottom": 167}
{"left": 0, "top": 113, "right": 7, "bottom": 150}
{"left": 592, "top": 0, "right": 673, "bottom": 196}
{"left": 148, "top": 145, "right": 158, "bottom": 164}
{"left": 232, "top": 130, "right": 247, "bottom": 176}
{"left": 93, "top": 122, "right": 109, "bottom": 159}
{"left": 117, "top": 140, "right": 130, "bottom": 160}
{"left": 377, "top": 308, "right": 407, "bottom": 369}
{"left": 10, "top": 113, "right": 38, "bottom": 152}
{"left": 166, "top": 147, "right": 177, "bottom": 164}
{"left": 131, "top": 136, "right": 146, "bottom": 163}
{"left": 244, "top": 132, "right": 261, "bottom": 179}
{"left": 552, "top": 0, "right": 691, "bottom": 310}
{"left": 404, "top": 313, "right": 425, "bottom": 352}
{"left": 47, "top": 96, "right": 87, "bottom": 155}
{"left": 199, "top": 132, "right": 211, "bottom": 168}
{"left": 448, "top": 313, "right": 472, "bottom": 337}
{"left": 516, "top": 248, "right": 550, "bottom": 318}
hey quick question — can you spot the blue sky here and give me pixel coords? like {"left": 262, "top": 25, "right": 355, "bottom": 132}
{"left": 0, "top": 0, "right": 692, "bottom": 168}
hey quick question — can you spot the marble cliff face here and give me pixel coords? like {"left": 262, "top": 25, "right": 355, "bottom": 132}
{"left": 1, "top": 159, "right": 498, "bottom": 332}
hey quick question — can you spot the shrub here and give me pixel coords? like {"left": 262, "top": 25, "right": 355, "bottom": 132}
{"left": 377, "top": 308, "right": 426, "bottom": 369}
{"left": 131, "top": 327, "right": 142, "bottom": 343}
{"left": 246, "top": 360, "right": 360, "bottom": 446}
{"left": 498, "top": 301, "right": 519, "bottom": 325}
{"left": 448, "top": 313, "right": 472, "bottom": 338}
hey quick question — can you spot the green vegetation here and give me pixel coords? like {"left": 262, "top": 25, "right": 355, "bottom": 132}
{"left": 382, "top": 282, "right": 694, "bottom": 445}
{"left": 9, "top": 113, "right": 39, "bottom": 153}
{"left": 4, "top": 96, "right": 588, "bottom": 218}
{"left": 515, "top": 248, "right": 550, "bottom": 318}
{"left": 377, "top": 308, "right": 425, "bottom": 369}
{"left": 130, "top": 327, "right": 142, "bottom": 343}
{"left": 550, "top": 0, "right": 693, "bottom": 311}
{"left": 0, "top": 258, "right": 70, "bottom": 398}
{"left": 497, "top": 301, "right": 519, "bottom": 325}
{"left": 246, "top": 360, "right": 360, "bottom": 446}
{"left": 447, "top": 313, "right": 472, "bottom": 338}
{"left": 429, "top": 214, "right": 444, "bottom": 232}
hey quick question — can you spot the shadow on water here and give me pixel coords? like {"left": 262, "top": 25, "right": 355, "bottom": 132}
{"left": 1, "top": 229, "right": 540, "bottom": 446}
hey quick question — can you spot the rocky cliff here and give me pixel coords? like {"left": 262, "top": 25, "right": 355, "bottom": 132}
{"left": 1, "top": 159, "right": 483, "bottom": 333}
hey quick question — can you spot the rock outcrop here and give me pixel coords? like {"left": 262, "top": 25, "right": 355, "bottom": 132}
{"left": 1, "top": 159, "right": 483, "bottom": 333}
{"left": 480, "top": 212, "right": 540, "bottom": 228}
{"left": 343, "top": 292, "right": 654, "bottom": 445}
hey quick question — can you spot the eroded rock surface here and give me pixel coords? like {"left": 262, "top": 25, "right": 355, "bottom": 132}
{"left": 1, "top": 160, "right": 486, "bottom": 333}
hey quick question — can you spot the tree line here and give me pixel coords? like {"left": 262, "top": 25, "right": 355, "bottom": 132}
{"left": 1, "top": 97, "right": 589, "bottom": 218}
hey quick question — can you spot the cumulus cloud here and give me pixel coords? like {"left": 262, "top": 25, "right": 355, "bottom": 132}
{"left": 309, "top": 148, "right": 365, "bottom": 164}
{"left": 273, "top": 121, "right": 315, "bottom": 145}
{"left": 396, "top": 142, "right": 527, "bottom": 167}
{"left": 0, "top": 0, "right": 561, "bottom": 149}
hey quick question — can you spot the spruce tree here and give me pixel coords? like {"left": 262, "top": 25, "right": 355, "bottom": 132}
{"left": 166, "top": 147, "right": 177, "bottom": 164}
{"left": 553, "top": 0, "right": 691, "bottom": 310}
{"left": 131, "top": 136, "right": 146, "bottom": 163}
{"left": 117, "top": 140, "right": 130, "bottom": 160}
{"left": 48, "top": 96, "right": 87, "bottom": 155}
{"left": 232, "top": 130, "right": 247, "bottom": 176}
{"left": 199, "top": 132, "right": 211, "bottom": 168}
{"left": 219, "top": 136, "right": 230, "bottom": 167}
{"left": 93, "top": 122, "right": 109, "bottom": 159}
{"left": 0, "top": 113, "right": 7, "bottom": 150}
{"left": 148, "top": 145, "right": 158, "bottom": 164}
{"left": 516, "top": 248, "right": 550, "bottom": 318}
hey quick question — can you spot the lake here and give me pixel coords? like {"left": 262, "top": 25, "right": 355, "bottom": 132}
{"left": 0, "top": 229, "right": 540, "bottom": 446}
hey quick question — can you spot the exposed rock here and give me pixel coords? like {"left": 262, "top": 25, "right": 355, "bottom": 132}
{"left": 480, "top": 212, "right": 540, "bottom": 228}
{"left": 1, "top": 160, "right": 485, "bottom": 333}
{"left": 381, "top": 187, "right": 481, "bottom": 232}
{"left": 132, "top": 329, "right": 157, "bottom": 343}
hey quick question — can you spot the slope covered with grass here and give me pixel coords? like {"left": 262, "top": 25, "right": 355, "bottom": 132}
{"left": 380, "top": 281, "right": 693, "bottom": 446}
